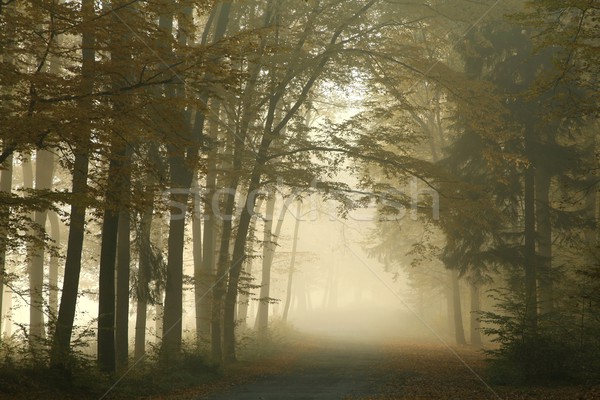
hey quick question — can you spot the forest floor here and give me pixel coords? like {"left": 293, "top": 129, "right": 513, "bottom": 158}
{"left": 188, "top": 336, "right": 600, "bottom": 400}
{"left": 2, "top": 335, "right": 600, "bottom": 399}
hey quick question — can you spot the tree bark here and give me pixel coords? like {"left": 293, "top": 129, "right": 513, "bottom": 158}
{"left": 535, "top": 168, "right": 552, "bottom": 315}
{"left": 48, "top": 211, "right": 60, "bottom": 319}
{"left": 524, "top": 129, "right": 538, "bottom": 334}
{"left": 192, "top": 174, "right": 204, "bottom": 348}
{"left": 28, "top": 149, "right": 54, "bottom": 349}
{"left": 133, "top": 143, "right": 160, "bottom": 361}
{"left": 0, "top": 153, "right": 13, "bottom": 340}
{"left": 255, "top": 195, "right": 276, "bottom": 337}
{"left": 282, "top": 202, "right": 301, "bottom": 322}
{"left": 134, "top": 207, "right": 151, "bottom": 361}
{"left": 237, "top": 198, "right": 263, "bottom": 328}
{"left": 451, "top": 269, "right": 466, "bottom": 345}
{"left": 97, "top": 146, "right": 127, "bottom": 373}
{"left": 50, "top": 0, "right": 95, "bottom": 369}
{"left": 115, "top": 207, "right": 131, "bottom": 371}
{"left": 469, "top": 282, "right": 482, "bottom": 346}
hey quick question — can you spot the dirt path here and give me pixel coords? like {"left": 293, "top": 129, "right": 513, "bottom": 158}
{"left": 199, "top": 340, "right": 389, "bottom": 399}
{"left": 196, "top": 338, "right": 600, "bottom": 400}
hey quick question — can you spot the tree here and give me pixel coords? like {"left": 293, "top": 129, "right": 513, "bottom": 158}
{"left": 161, "top": 0, "right": 228, "bottom": 363}
{"left": 282, "top": 201, "right": 302, "bottom": 322}
{"left": 50, "top": 0, "right": 96, "bottom": 370}
{"left": 0, "top": 152, "right": 12, "bottom": 341}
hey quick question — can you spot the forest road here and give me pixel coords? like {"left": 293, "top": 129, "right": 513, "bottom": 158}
{"left": 197, "top": 340, "right": 396, "bottom": 400}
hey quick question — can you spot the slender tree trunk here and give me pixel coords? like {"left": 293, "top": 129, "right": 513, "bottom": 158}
{"left": 158, "top": 1, "right": 190, "bottom": 365}
{"left": 446, "top": 281, "right": 455, "bottom": 336}
{"left": 28, "top": 149, "right": 54, "bottom": 349}
{"left": 154, "top": 213, "right": 165, "bottom": 344}
{"left": 535, "top": 168, "right": 552, "bottom": 315}
{"left": 192, "top": 174, "right": 204, "bottom": 347}
{"left": 22, "top": 156, "right": 40, "bottom": 347}
{"left": 255, "top": 195, "right": 276, "bottom": 337}
{"left": 48, "top": 211, "right": 60, "bottom": 319}
{"left": 0, "top": 153, "right": 13, "bottom": 341}
{"left": 50, "top": 0, "right": 95, "bottom": 369}
{"left": 134, "top": 200, "right": 154, "bottom": 362}
{"left": 469, "top": 283, "right": 482, "bottom": 346}
{"left": 133, "top": 144, "right": 159, "bottom": 361}
{"left": 282, "top": 202, "right": 301, "bottom": 322}
{"left": 134, "top": 207, "right": 152, "bottom": 361}
{"left": 237, "top": 258, "right": 253, "bottom": 329}
{"left": 223, "top": 181, "right": 259, "bottom": 362}
{"left": 451, "top": 269, "right": 466, "bottom": 345}
{"left": 198, "top": 107, "right": 218, "bottom": 338}
{"left": 237, "top": 198, "right": 263, "bottom": 328}
{"left": 524, "top": 131, "right": 538, "bottom": 333}
{"left": 97, "top": 147, "right": 126, "bottom": 373}
{"left": 211, "top": 174, "right": 237, "bottom": 359}
{"left": 161, "top": 157, "right": 189, "bottom": 362}
{"left": 115, "top": 206, "right": 131, "bottom": 371}
{"left": 195, "top": 4, "right": 228, "bottom": 343}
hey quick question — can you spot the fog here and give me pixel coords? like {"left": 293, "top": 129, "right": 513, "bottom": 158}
{"left": 1, "top": 0, "right": 599, "bottom": 398}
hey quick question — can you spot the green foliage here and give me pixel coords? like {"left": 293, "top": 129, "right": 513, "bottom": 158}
{"left": 0, "top": 331, "right": 221, "bottom": 399}
{"left": 480, "top": 288, "right": 600, "bottom": 385}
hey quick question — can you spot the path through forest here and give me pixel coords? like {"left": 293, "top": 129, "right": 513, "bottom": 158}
{"left": 196, "top": 337, "right": 600, "bottom": 400}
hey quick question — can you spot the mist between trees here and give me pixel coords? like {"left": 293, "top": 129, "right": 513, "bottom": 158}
{"left": 0, "top": 0, "right": 599, "bottom": 397}
{"left": 165, "top": 176, "right": 439, "bottom": 222}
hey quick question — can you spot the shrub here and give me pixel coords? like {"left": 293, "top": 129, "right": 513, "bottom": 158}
{"left": 480, "top": 288, "right": 600, "bottom": 385}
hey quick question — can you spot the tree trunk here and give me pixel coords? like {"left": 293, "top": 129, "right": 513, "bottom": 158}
{"left": 469, "top": 283, "right": 482, "bottom": 346}
{"left": 50, "top": 0, "right": 95, "bottom": 369}
{"left": 133, "top": 144, "right": 159, "bottom": 361}
{"left": 161, "top": 0, "right": 227, "bottom": 364}
{"left": 159, "top": 1, "right": 193, "bottom": 365}
{"left": 282, "top": 202, "right": 301, "bottom": 322}
{"left": 255, "top": 195, "right": 276, "bottom": 337}
{"left": 237, "top": 198, "right": 263, "bottom": 328}
{"left": 97, "top": 148, "right": 126, "bottom": 373}
{"left": 115, "top": 208, "right": 131, "bottom": 371}
{"left": 28, "top": 149, "right": 54, "bottom": 349}
{"left": 48, "top": 211, "right": 60, "bottom": 320}
{"left": 524, "top": 130, "right": 538, "bottom": 334}
{"left": 223, "top": 184, "right": 259, "bottom": 362}
{"left": 198, "top": 114, "right": 217, "bottom": 338}
{"left": 237, "top": 258, "right": 253, "bottom": 329}
{"left": 161, "top": 159, "right": 189, "bottom": 362}
{"left": 0, "top": 153, "right": 13, "bottom": 341}
{"left": 134, "top": 207, "right": 151, "bottom": 361}
{"left": 192, "top": 174, "right": 204, "bottom": 348}
{"left": 445, "top": 271, "right": 455, "bottom": 336}
{"left": 451, "top": 269, "right": 466, "bottom": 345}
{"left": 211, "top": 175, "right": 237, "bottom": 360}
{"left": 535, "top": 168, "right": 552, "bottom": 315}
